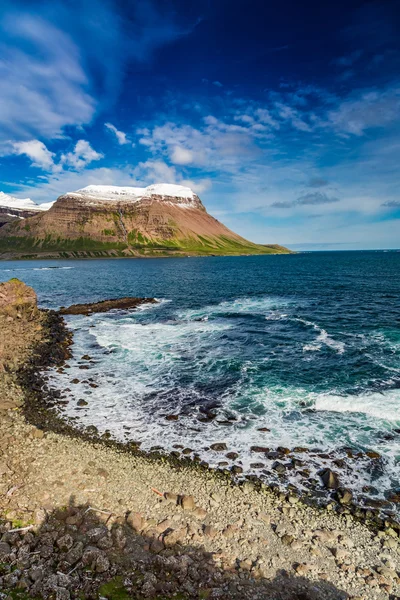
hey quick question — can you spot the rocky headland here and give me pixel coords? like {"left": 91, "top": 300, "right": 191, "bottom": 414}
{"left": 0, "top": 279, "right": 399, "bottom": 600}
{"left": 59, "top": 297, "right": 158, "bottom": 316}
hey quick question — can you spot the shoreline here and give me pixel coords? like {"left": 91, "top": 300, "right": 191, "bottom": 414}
{"left": 1, "top": 280, "right": 399, "bottom": 599}
{"left": 27, "top": 309, "right": 399, "bottom": 531}
{"left": 0, "top": 249, "right": 294, "bottom": 262}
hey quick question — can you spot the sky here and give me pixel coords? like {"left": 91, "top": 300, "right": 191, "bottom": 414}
{"left": 0, "top": 0, "right": 399, "bottom": 250}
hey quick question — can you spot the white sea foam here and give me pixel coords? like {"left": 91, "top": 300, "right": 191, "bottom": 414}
{"left": 32, "top": 266, "right": 74, "bottom": 271}
{"left": 293, "top": 317, "right": 345, "bottom": 354}
{"left": 179, "top": 295, "right": 295, "bottom": 323}
{"left": 2, "top": 266, "right": 74, "bottom": 272}
{"left": 315, "top": 390, "right": 400, "bottom": 422}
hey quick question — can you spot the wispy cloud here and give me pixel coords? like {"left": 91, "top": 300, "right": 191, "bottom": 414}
{"left": 0, "top": 0, "right": 196, "bottom": 143}
{"left": 105, "top": 123, "right": 129, "bottom": 145}
{"left": 271, "top": 192, "right": 339, "bottom": 209}
{"left": 296, "top": 191, "right": 339, "bottom": 205}
{"left": 327, "top": 86, "right": 400, "bottom": 135}
{"left": 332, "top": 49, "right": 363, "bottom": 67}
{"left": 0, "top": 14, "right": 95, "bottom": 140}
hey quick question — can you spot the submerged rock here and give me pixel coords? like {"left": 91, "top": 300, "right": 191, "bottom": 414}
{"left": 210, "top": 443, "right": 227, "bottom": 451}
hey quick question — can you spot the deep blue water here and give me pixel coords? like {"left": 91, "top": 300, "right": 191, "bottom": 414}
{"left": 1, "top": 251, "right": 399, "bottom": 509}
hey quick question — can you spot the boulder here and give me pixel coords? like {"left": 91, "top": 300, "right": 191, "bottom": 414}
{"left": 180, "top": 495, "right": 196, "bottom": 511}
{"left": 126, "top": 512, "right": 144, "bottom": 532}
{"left": 320, "top": 468, "right": 340, "bottom": 489}
{"left": 0, "top": 279, "right": 38, "bottom": 318}
{"left": 210, "top": 443, "right": 227, "bottom": 451}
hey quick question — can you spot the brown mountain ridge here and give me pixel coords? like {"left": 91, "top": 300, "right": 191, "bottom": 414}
{"left": 0, "top": 183, "right": 291, "bottom": 259}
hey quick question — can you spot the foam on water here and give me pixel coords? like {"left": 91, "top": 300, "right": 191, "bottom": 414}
{"left": 292, "top": 318, "right": 345, "bottom": 354}
{"left": 3, "top": 266, "right": 75, "bottom": 272}
{"left": 315, "top": 389, "right": 400, "bottom": 422}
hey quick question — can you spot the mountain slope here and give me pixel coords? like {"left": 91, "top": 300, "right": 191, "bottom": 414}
{"left": 0, "top": 184, "right": 291, "bottom": 258}
{"left": 0, "top": 192, "right": 53, "bottom": 228}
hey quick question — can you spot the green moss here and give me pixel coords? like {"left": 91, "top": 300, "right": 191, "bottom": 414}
{"left": 0, "top": 236, "right": 127, "bottom": 253}
{"left": 8, "top": 590, "right": 40, "bottom": 600}
{"left": 10, "top": 518, "right": 31, "bottom": 529}
{"left": 98, "top": 577, "right": 131, "bottom": 600}
{"left": 102, "top": 229, "right": 116, "bottom": 236}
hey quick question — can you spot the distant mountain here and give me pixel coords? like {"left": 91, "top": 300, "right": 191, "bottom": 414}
{"left": 0, "top": 192, "right": 53, "bottom": 228}
{"left": 0, "top": 184, "right": 291, "bottom": 258}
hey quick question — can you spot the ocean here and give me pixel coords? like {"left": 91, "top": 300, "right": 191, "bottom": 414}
{"left": 1, "top": 251, "right": 399, "bottom": 513}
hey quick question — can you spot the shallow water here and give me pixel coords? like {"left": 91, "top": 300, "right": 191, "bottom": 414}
{"left": 1, "top": 251, "right": 399, "bottom": 511}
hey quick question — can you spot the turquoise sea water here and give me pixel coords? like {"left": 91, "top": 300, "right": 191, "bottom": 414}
{"left": 1, "top": 251, "right": 399, "bottom": 510}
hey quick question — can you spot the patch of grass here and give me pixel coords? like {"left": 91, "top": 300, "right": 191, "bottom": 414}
{"left": 98, "top": 576, "right": 131, "bottom": 600}
{"left": 0, "top": 232, "right": 292, "bottom": 258}
{"left": 8, "top": 590, "right": 40, "bottom": 600}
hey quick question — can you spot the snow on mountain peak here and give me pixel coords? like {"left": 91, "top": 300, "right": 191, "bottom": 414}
{"left": 75, "top": 183, "right": 196, "bottom": 202}
{"left": 0, "top": 192, "right": 53, "bottom": 212}
{"left": 144, "top": 183, "right": 195, "bottom": 199}
{"left": 0, "top": 192, "right": 38, "bottom": 211}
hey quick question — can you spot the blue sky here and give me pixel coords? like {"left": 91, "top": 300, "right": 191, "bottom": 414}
{"left": 0, "top": 0, "right": 399, "bottom": 250}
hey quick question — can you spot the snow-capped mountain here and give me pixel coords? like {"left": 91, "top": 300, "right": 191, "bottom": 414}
{"left": 0, "top": 192, "right": 54, "bottom": 227}
{"left": 0, "top": 184, "right": 290, "bottom": 258}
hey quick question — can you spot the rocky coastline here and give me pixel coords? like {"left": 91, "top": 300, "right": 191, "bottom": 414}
{"left": 0, "top": 279, "right": 400, "bottom": 600}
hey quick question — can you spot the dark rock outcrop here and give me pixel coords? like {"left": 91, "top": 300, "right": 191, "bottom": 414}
{"left": 59, "top": 297, "right": 157, "bottom": 315}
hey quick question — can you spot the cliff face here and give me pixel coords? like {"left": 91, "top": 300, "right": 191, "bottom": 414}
{"left": 0, "top": 184, "right": 291, "bottom": 258}
{"left": 0, "top": 206, "right": 41, "bottom": 227}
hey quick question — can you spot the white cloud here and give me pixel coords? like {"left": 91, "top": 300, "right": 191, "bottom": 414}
{"left": 137, "top": 116, "right": 268, "bottom": 176}
{"left": 105, "top": 122, "right": 129, "bottom": 145}
{"left": 181, "top": 178, "right": 212, "bottom": 194}
{"left": 61, "top": 140, "right": 103, "bottom": 170}
{"left": 170, "top": 146, "right": 194, "bottom": 165}
{"left": 13, "top": 140, "right": 56, "bottom": 170}
{"left": 134, "top": 159, "right": 180, "bottom": 184}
